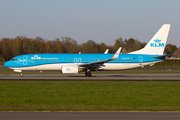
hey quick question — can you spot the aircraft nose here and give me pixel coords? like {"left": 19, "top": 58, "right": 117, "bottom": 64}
{"left": 4, "top": 61, "right": 11, "bottom": 67}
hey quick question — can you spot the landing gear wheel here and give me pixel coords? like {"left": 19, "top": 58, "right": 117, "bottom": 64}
{"left": 85, "top": 71, "right": 91, "bottom": 77}
{"left": 20, "top": 73, "right": 23, "bottom": 77}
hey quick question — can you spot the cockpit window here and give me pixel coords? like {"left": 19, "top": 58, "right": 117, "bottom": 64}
{"left": 12, "top": 59, "right": 17, "bottom": 61}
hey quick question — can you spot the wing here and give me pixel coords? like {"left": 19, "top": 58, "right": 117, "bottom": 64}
{"left": 78, "top": 47, "right": 122, "bottom": 70}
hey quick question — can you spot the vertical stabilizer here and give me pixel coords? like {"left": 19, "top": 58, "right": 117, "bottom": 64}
{"left": 129, "top": 24, "right": 171, "bottom": 55}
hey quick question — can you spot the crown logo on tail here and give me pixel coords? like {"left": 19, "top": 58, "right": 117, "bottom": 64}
{"left": 154, "top": 39, "right": 161, "bottom": 43}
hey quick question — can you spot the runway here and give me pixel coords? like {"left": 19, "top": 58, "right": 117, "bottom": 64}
{"left": 0, "top": 74, "right": 180, "bottom": 81}
{"left": 0, "top": 111, "right": 180, "bottom": 120}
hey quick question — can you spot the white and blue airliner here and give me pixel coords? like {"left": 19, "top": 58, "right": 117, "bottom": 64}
{"left": 4, "top": 24, "right": 170, "bottom": 76}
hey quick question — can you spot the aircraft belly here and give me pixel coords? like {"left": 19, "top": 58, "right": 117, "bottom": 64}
{"left": 10, "top": 63, "right": 78, "bottom": 71}
{"left": 36, "top": 64, "right": 60, "bottom": 70}
{"left": 102, "top": 63, "right": 140, "bottom": 70}
{"left": 102, "top": 61, "right": 159, "bottom": 70}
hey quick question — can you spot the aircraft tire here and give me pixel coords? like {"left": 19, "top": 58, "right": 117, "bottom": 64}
{"left": 20, "top": 73, "right": 23, "bottom": 77}
{"left": 86, "top": 72, "right": 91, "bottom": 77}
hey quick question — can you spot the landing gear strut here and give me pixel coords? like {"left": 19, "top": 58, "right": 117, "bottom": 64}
{"left": 85, "top": 71, "right": 91, "bottom": 77}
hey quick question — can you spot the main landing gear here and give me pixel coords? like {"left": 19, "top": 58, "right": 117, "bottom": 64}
{"left": 85, "top": 70, "right": 91, "bottom": 77}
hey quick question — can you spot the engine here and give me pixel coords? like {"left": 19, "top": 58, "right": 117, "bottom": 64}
{"left": 61, "top": 65, "right": 79, "bottom": 74}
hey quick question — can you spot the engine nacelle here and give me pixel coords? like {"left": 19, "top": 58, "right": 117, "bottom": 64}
{"left": 61, "top": 65, "right": 79, "bottom": 74}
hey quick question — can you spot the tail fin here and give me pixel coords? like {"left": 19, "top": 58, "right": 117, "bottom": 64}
{"left": 129, "top": 24, "right": 171, "bottom": 55}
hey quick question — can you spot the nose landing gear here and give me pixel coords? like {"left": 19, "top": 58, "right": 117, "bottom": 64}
{"left": 20, "top": 73, "right": 23, "bottom": 77}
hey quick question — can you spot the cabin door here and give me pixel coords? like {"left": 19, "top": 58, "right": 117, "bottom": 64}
{"left": 74, "top": 58, "right": 82, "bottom": 64}
{"left": 139, "top": 56, "right": 143, "bottom": 65}
{"left": 23, "top": 56, "right": 28, "bottom": 65}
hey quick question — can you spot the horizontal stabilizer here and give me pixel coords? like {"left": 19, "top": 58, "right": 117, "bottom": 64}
{"left": 152, "top": 54, "right": 172, "bottom": 58}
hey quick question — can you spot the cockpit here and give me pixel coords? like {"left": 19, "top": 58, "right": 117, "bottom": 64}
{"left": 12, "top": 59, "right": 17, "bottom": 61}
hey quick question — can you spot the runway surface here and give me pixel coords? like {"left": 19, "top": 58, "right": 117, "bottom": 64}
{"left": 0, "top": 111, "right": 180, "bottom": 120}
{"left": 0, "top": 74, "right": 180, "bottom": 81}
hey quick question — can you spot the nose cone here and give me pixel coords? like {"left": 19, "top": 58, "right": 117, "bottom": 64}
{"left": 4, "top": 61, "right": 11, "bottom": 67}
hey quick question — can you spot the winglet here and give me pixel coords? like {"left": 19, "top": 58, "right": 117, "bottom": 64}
{"left": 104, "top": 49, "right": 109, "bottom": 54}
{"left": 111, "top": 47, "right": 121, "bottom": 60}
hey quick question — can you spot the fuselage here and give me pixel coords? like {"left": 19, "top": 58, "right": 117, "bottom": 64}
{"left": 4, "top": 53, "right": 164, "bottom": 72}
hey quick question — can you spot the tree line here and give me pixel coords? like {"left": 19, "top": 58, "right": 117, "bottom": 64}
{"left": 0, "top": 36, "right": 179, "bottom": 63}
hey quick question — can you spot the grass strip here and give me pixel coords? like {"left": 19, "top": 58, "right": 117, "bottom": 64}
{"left": 0, "top": 81, "right": 180, "bottom": 111}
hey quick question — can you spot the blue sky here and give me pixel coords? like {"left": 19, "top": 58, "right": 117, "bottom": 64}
{"left": 0, "top": 0, "right": 180, "bottom": 47}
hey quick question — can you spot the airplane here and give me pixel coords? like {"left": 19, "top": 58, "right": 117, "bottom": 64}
{"left": 4, "top": 24, "right": 170, "bottom": 77}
